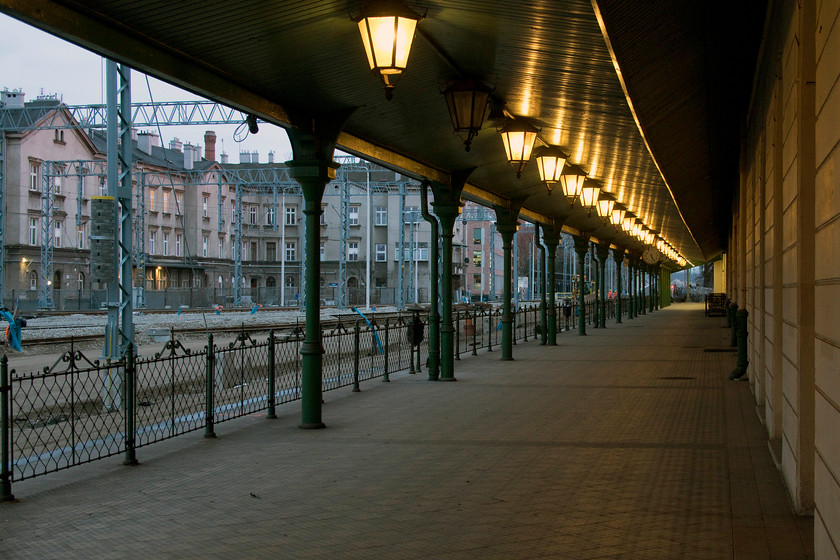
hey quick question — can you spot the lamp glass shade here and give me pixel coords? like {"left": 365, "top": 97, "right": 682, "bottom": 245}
{"left": 499, "top": 120, "right": 538, "bottom": 177}
{"left": 579, "top": 184, "right": 600, "bottom": 212}
{"left": 444, "top": 80, "right": 491, "bottom": 150}
{"left": 622, "top": 215, "right": 634, "bottom": 232}
{"left": 356, "top": 2, "right": 422, "bottom": 98}
{"left": 610, "top": 207, "right": 626, "bottom": 226}
{"left": 596, "top": 196, "right": 615, "bottom": 220}
{"left": 632, "top": 221, "right": 642, "bottom": 237}
{"left": 534, "top": 146, "right": 567, "bottom": 183}
{"left": 559, "top": 173, "right": 585, "bottom": 205}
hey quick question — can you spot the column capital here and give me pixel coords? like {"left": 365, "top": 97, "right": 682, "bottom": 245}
{"left": 596, "top": 242, "right": 611, "bottom": 261}
{"left": 613, "top": 247, "right": 626, "bottom": 264}
{"left": 573, "top": 233, "right": 591, "bottom": 255}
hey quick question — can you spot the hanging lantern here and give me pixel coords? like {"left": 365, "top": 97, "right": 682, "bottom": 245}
{"left": 622, "top": 212, "right": 635, "bottom": 232}
{"left": 443, "top": 79, "right": 492, "bottom": 151}
{"left": 498, "top": 118, "right": 539, "bottom": 178}
{"left": 533, "top": 146, "right": 567, "bottom": 196}
{"left": 559, "top": 170, "right": 586, "bottom": 207}
{"left": 596, "top": 192, "right": 616, "bottom": 224}
{"left": 610, "top": 204, "right": 626, "bottom": 228}
{"left": 355, "top": 0, "right": 423, "bottom": 100}
{"left": 579, "top": 183, "right": 600, "bottom": 216}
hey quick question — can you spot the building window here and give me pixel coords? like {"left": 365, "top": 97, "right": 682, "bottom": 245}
{"left": 29, "top": 271, "right": 37, "bottom": 291}
{"left": 77, "top": 272, "right": 84, "bottom": 290}
{"left": 52, "top": 166, "right": 63, "bottom": 194}
{"left": 175, "top": 234, "right": 182, "bottom": 257}
{"left": 149, "top": 231, "right": 156, "bottom": 254}
{"left": 29, "top": 218, "right": 38, "bottom": 245}
{"left": 375, "top": 243, "right": 387, "bottom": 262}
{"left": 250, "top": 241, "right": 257, "bottom": 261}
{"left": 473, "top": 250, "right": 482, "bottom": 266}
{"left": 29, "top": 163, "right": 40, "bottom": 191}
{"left": 320, "top": 204, "right": 327, "bottom": 225}
{"left": 149, "top": 189, "right": 156, "bottom": 211}
{"left": 349, "top": 205, "right": 360, "bottom": 226}
{"left": 473, "top": 274, "right": 481, "bottom": 292}
{"left": 163, "top": 233, "right": 170, "bottom": 255}
{"left": 266, "top": 242, "right": 276, "bottom": 262}
{"left": 219, "top": 238, "right": 224, "bottom": 258}
{"left": 375, "top": 206, "right": 387, "bottom": 226}
{"left": 473, "top": 228, "right": 482, "bottom": 244}
{"left": 348, "top": 241, "right": 359, "bottom": 261}
{"left": 202, "top": 196, "right": 209, "bottom": 218}
{"left": 163, "top": 191, "right": 170, "bottom": 213}
{"left": 320, "top": 241, "right": 326, "bottom": 261}
{"left": 54, "top": 223, "right": 62, "bottom": 248}
{"left": 98, "top": 176, "right": 106, "bottom": 196}
{"left": 175, "top": 192, "right": 183, "bottom": 214}
{"left": 202, "top": 236, "right": 208, "bottom": 257}
{"left": 266, "top": 206, "right": 275, "bottom": 226}
{"left": 285, "top": 275, "right": 296, "bottom": 288}
{"left": 285, "top": 206, "right": 297, "bottom": 226}
{"left": 77, "top": 226, "right": 85, "bottom": 249}
{"left": 285, "top": 241, "right": 296, "bottom": 262}
{"left": 250, "top": 206, "right": 257, "bottom": 225}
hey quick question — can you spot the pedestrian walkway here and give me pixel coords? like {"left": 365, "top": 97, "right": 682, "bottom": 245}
{"left": 0, "top": 303, "right": 814, "bottom": 559}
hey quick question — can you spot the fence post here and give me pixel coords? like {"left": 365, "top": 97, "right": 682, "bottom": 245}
{"left": 123, "top": 344, "right": 138, "bottom": 465}
{"left": 523, "top": 305, "right": 528, "bottom": 342}
{"left": 383, "top": 318, "right": 390, "bottom": 382}
{"left": 1, "top": 355, "right": 13, "bottom": 501}
{"left": 204, "top": 334, "right": 217, "bottom": 437}
{"left": 353, "top": 320, "right": 361, "bottom": 392}
{"left": 408, "top": 317, "right": 416, "bottom": 375}
{"left": 472, "top": 307, "right": 478, "bottom": 356}
{"left": 267, "top": 330, "right": 277, "bottom": 419}
{"left": 487, "top": 310, "right": 493, "bottom": 352}
{"left": 455, "top": 311, "right": 461, "bottom": 360}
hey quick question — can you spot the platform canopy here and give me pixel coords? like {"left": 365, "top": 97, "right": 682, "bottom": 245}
{"left": 0, "top": 0, "right": 765, "bottom": 264}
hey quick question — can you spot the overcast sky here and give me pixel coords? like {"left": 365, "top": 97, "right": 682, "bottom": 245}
{"left": 0, "top": 13, "right": 293, "bottom": 162}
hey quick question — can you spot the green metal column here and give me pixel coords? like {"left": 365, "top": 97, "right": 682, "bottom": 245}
{"left": 420, "top": 182, "right": 440, "bottom": 380}
{"left": 597, "top": 243, "right": 610, "bottom": 328}
{"left": 543, "top": 224, "right": 561, "bottom": 344}
{"left": 574, "top": 235, "right": 590, "bottom": 335}
{"left": 285, "top": 111, "right": 350, "bottom": 429}
{"left": 591, "top": 244, "right": 600, "bottom": 328}
{"left": 648, "top": 264, "right": 655, "bottom": 313}
{"left": 493, "top": 201, "right": 524, "bottom": 361}
{"left": 536, "top": 225, "right": 547, "bottom": 345}
{"left": 613, "top": 249, "right": 624, "bottom": 323}
{"left": 289, "top": 161, "right": 337, "bottom": 428}
{"left": 628, "top": 259, "right": 635, "bottom": 319}
{"left": 429, "top": 173, "right": 471, "bottom": 381}
{"left": 641, "top": 263, "right": 648, "bottom": 315}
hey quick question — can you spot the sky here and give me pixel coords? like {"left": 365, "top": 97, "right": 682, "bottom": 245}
{"left": 0, "top": 13, "right": 293, "bottom": 162}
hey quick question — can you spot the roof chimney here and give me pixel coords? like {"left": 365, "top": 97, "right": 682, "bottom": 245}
{"left": 169, "top": 137, "right": 182, "bottom": 152}
{"left": 268, "top": 150, "right": 275, "bottom": 164}
{"left": 138, "top": 132, "right": 154, "bottom": 155}
{"left": 220, "top": 152, "right": 229, "bottom": 164}
{"left": 204, "top": 130, "right": 216, "bottom": 162}
{"left": 183, "top": 143, "right": 195, "bottom": 169}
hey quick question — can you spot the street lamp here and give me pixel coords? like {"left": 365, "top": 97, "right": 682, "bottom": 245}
{"left": 355, "top": 0, "right": 424, "bottom": 100}
{"left": 533, "top": 145, "right": 567, "bottom": 195}
{"left": 443, "top": 78, "right": 492, "bottom": 151}
{"left": 610, "top": 204, "right": 626, "bottom": 228}
{"left": 498, "top": 118, "right": 539, "bottom": 178}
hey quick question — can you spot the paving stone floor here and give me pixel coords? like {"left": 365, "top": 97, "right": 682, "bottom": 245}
{"left": 0, "top": 303, "right": 814, "bottom": 559}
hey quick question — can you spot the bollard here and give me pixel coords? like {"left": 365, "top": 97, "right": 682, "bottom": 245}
{"left": 729, "top": 309, "right": 749, "bottom": 380}
{"left": 1, "top": 355, "right": 14, "bottom": 501}
{"left": 205, "top": 334, "right": 218, "bottom": 435}
{"left": 267, "top": 331, "right": 277, "bottom": 419}
{"left": 353, "top": 321, "right": 361, "bottom": 391}
{"left": 729, "top": 303, "right": 738, "bottom": 347}
{"left": 123, "top": 344, "right": 139, "bottom": 464}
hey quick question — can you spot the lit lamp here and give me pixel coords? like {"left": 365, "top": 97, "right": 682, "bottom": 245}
{"left": 443, "top": 79, "right": 492, "bottom": 152}
{"left": 622, "top": 212, "right": 635, "bottom": 232}
{"left": 656, "top": 238, "right": 665, "bottom": 252}
{"left": 499, "top": 118, "right": 539, "bottom": 178}
{"left": 579, "top": 182, "right": 600, "bottom": 217}
{"left": 632, "top": 219, "right": 643, "bottom": 238}
{"left": 610, "top": 204, "right": 626, "bottom": 228}
{"left": 596, "top": 192, "right": 616, "bottom": 225}
{"left": 533, "top": 145, "right": 567, "bottom": 195}
{"left": 559, "top": 169, "right": 586, "bottom": 207}
{"left": 355, "top": 0, "right": 424, "bottom": 100}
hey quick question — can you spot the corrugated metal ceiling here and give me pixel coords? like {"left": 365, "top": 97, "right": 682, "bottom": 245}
{"left": 0, "top": 0, "right": 766, "bottom": 263}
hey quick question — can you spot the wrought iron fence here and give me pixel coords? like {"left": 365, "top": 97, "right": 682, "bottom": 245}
{"left": 0, "top": 303, "right": 571, "bottom": 498}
